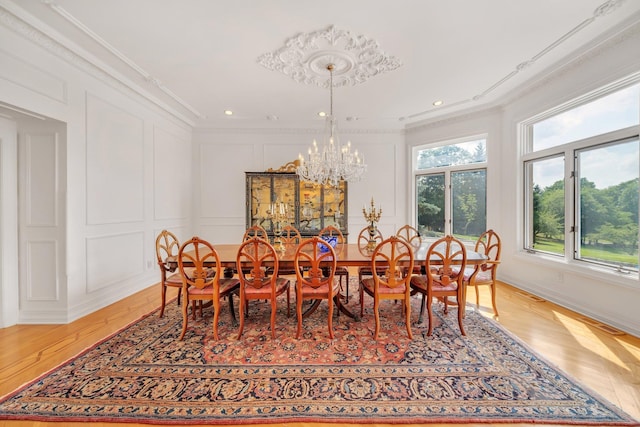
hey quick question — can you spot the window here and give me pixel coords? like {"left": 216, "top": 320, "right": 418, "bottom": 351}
{"left": 414, "top": 137, "right": 487, "bottom": 243}
{"left": 522, "top": 80, "right": 639, "bottom": 273}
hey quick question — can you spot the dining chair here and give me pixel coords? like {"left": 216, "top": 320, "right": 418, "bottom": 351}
{"left": 236, "top": 237, "right": 290, "bottom": 339}
{"left": 359, "top": 236, "right": 415, "bottom": 340}
{"left": 356, "top": 225, "right": 385, "bottom": 294}
{"left": 155, "top": 229, "right": 184, "bottom": 318}
{"left": 465, "top": 229, "right": 501, "bottom": 316}
{"left": 396, "top": 224, "right": 422, "bottom": 250}
{"left": 294, "top": 236, "right": 340, "bottom": 339}
{"left": 243, "top": 224, "right": 268, "bottom": 241}
{"left": 318, "top": 225, "right": 349, "bottom": 302}
{"left": 177, "top": 236, "right": 240, "bottom": 340}
{"left": 396, "top": 224, "right": 423, "bottom": 275}
{"left": 410, "top": 235, "right": 467, "bottom": 336}
{"left": 276, "top": 224, "right": 303, "bottom": 277}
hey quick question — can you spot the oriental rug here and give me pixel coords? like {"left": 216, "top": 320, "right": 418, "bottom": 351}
{"left": 0, "top": 279, "right": 638, "bottom": 425}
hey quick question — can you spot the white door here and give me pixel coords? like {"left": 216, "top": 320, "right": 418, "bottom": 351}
{"left": 18, "top": 119, "right": 67, "bottom": 322}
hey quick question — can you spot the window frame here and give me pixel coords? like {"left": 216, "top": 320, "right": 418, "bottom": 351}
{"left": 519, "top": 75, "right": 640, "bottom": 278}
{"left": 412, "top": 134, "right": 488, "bottom": 243}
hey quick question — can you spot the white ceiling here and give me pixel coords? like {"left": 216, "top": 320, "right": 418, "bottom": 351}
{"left": 4, "top": 0, "right": 640, "bottom": 130}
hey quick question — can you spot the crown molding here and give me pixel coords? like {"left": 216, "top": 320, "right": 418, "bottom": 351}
{"left": 0, "top": 3, "right": 196, "bottom": 127}
{"left": 403, "top": 0, "right": 628, "bottom": 124}
{"left": 505, "top": 17, "right": 640, "bottom": 106}
{"left": 193, "top": 126, "right": 404, "bottom": 136}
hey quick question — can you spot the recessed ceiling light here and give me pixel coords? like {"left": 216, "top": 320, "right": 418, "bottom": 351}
{"left": 318, "top": 111, "right": 327, "bottom": 117}
{"left": 433, "top": 100, "right": 444, "bottom": 106}
{"left": 224, "top": 110, "right": 233, "bottom": 116}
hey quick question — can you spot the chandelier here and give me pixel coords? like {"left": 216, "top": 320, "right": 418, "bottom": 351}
{"left": 296, "top": 64, "right": 367, "bottom": 187}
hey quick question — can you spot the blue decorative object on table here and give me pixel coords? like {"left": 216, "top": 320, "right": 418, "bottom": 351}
{"left": 318, "top": 235, "right": 337, "bottom": 252}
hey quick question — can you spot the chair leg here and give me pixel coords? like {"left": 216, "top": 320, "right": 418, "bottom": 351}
{"left": 426, "top": 295, "right": 434, "bottom": 336}
{"left": 359, "top": 283, "right": 365, "bottom": 317}
{"left": 418, "top": 293, "right": 426, "bottom": 324}
{"left": 490, "top": 283, "right": 499, "bottom": 317}
{"left": 457, "top": 296, "right": 466, "bottom": 336}
{"left": 179, "top": 291, "right": 189, "bottom": 341}
{"left": 344, "top": 273, "right": 350, "bottom": 303}
{"left": 404, "top": 295, "right": 413, "bottom": 340}
{"left": 227, "top": 293, "right": 237, "bottom": 327}
{"left": 159, "top": 283, "right": 167, "bottom": 318}
{"left": 237, "top": 296, "right": 245, "bottom": 340}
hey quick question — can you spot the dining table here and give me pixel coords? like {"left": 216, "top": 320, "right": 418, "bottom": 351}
{"left": 170, "top": 240, "right": 488, "bottom": 322}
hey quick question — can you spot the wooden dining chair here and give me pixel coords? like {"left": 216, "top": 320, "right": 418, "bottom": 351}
{"left": 276, "top": 224, "right": 303, "bottom": 277}
{"left": 356, "top": 225, "right": 385, "bottom": 296}
{"left": 359, "top": 236, "right": 415, "bottom": 340}
{"left": 396, "top": 224, "right": 423, "bottom": 275}
{"left": 318, "top": 225, "right": 349, "bottom": 302}
{"left": 410, "top": 235, "right": 467, "bottom": 336}
{"left": 236, "top": 237, "right": 290, "bottom": 339}
{"left": 396, "top": 224, "right": 422, "bottom": 250}
{"left": 464, "top": 229, "right": 501, "bottom": 316}
{"left": 294, "top": 236, "right": 340, "bottom": 339}
{"left": 177, "top": 236, "right": 240, "bottom": 340}
{"left": 155, "top": 230, "right": 183, "bottom": 318}
{"left": 243, "top": 225, "right": 268, "bottom": 241}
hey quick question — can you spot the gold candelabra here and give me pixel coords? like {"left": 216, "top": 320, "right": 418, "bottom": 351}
{"left": 362, "top": 197, "right": 382, "bottom": 252}
{"left": 267, "top": 201, "right": 289, "bottom": 251}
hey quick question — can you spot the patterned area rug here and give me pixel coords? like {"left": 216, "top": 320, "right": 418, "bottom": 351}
{"left": 0, "top": 278, "right": 637, "bottom": 425}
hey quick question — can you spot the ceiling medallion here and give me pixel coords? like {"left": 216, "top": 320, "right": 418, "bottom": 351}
{"left": 257, "top": 25, "right": 402, "bottom": 88}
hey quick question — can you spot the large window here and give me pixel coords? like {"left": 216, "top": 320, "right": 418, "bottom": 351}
{"left": 414, "top": 137, "right": 487, "bottom": 243}
{"left": 522, "top": 80, "right": 639, "bottom": 273}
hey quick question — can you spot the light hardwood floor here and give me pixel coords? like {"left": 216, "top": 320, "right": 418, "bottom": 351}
{"left": 1, "top": 277, "right": 639, "bottom": 427}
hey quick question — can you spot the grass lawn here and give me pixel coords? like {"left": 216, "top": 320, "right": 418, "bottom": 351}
{"left": 534, "top": 237, "right": 638, "bottom": 267}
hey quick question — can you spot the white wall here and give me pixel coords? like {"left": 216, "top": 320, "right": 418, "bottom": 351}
{"left": 192, "top": 128, "right": 406, "bottom": 243}
{"left": 499, "top": 22, "right": 640, "bottom": 337}
{"left": 0, "top": 117, "right": 19, "bottom": 327}
{"left": 406, "top": 22, "right": 640, "bottom": 337}
{"left": 0, "top": 6, "right": 193, "bottom": 325}
{"left": 0, "top": 2, "right": 638, "bottom": 336}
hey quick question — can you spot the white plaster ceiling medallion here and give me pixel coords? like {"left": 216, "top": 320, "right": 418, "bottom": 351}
{"left": 257, "top": 25, "right": 401, "bottom": 88}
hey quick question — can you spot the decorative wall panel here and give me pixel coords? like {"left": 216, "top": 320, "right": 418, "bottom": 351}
{"left": 153, "top": 126, "right": 189, "bottom": 220}
{"left": 86, "top": 232, "right": 143, "bottom": 293}
{"left": 25, "top": 241, "right": 58, "bottom": 301}
{"left": 25, "top": 133, "right": 57, "bottom": 226}
{"left": 86, "top": 94, "right": 144, "bottom": 224}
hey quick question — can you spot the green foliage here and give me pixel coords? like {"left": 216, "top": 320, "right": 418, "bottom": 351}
{"left": 534, "top": 177, "right": 639, "bottom": 266}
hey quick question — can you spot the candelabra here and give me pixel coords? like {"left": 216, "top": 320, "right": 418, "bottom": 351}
{"left": 362, "top": 197, "right": 382, "bottom": 252}
{"left": 267, "top": 201, "right": 289, "bottom": 251}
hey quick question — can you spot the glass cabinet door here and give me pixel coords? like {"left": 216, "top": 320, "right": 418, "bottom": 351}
{"left": 247, "top": 175, "right": 271, "bottom": 230}
{"left": 298, "top": 181, "right": 321, "bottom": 233}
{"left": 272, "top": 174, "right": 296, "bottom": 231}
{"left": 246, "top": 171, "right": 347, "bottom": 237}
{"left": 323, "top": 182, "right": 346, "bottom": 229}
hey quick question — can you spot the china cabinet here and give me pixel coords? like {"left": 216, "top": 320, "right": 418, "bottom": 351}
{"left": 245, "top": 167, "right": 348, "bottom": 238}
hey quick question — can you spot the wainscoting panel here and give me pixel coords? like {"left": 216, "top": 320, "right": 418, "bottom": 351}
{"left": 153, "top": 126, "right": 190, "bottom": 221}
{"left": 86, "top": 232, "right": 144, "bottom": 293}
{"left": 86, "top": 94, "right": 144, "bottom": 225}
{"left": 25, "top": 240, "right": 58, "bottom": 301}
{"left": 199, "top": 143, "right": 253, "bottom": 219}
{"left": 24, "top": 132, "right": 58, "bottom": 226}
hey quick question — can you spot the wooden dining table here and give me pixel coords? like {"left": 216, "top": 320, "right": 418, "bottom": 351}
{"left": 170, "top": 241, "right": 488, "bottom": 322}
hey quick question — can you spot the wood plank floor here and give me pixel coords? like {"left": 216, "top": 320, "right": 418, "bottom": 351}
{"left": 1, "top": 278, "right": 638, "bottom": 427}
